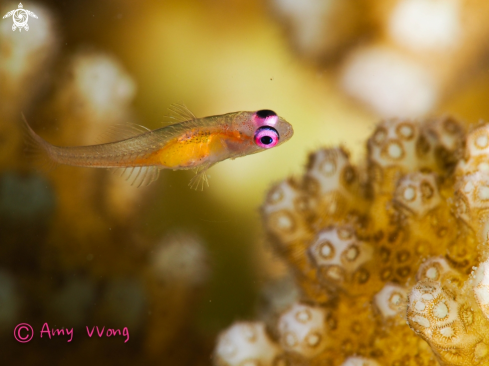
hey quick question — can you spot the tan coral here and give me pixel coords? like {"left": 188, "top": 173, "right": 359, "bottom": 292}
{"left": 366, "top": 119, "right": 438, "bottom": 235}
{"left": 261, "top": 178, "right": 330, "bottom": 302}
{"left": 393, "top": 173, "right": 459, "bottom": 268}
{"left": 213, "top": 115, "right": 489, "bottom": 366}
{"left": 262, "top": 178, "right": 314, "bottom": 248}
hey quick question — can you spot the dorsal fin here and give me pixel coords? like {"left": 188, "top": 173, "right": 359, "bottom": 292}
{"left": 96, "top": 122, "right": 151, "bottom": 144}
{"left": 165, "top": 103, "right": 197, "bottom": 124}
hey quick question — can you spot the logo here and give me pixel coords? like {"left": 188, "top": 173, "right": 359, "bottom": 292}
{"left": 2, "top": 3, "right": 38, "bottom": 32}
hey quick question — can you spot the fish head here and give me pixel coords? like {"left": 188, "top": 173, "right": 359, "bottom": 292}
{"left": 233, "top": 109, "right": 294, "bottom": 153}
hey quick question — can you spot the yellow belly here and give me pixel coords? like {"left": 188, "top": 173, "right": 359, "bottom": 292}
{"left": 157, "top": 132, "right": 227, "bottom": 168}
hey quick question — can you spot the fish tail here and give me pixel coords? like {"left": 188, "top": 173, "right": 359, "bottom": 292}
{"left": 21, "top": 114, "right": 58, "bottom": 171}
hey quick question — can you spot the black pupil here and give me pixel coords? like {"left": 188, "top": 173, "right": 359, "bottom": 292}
{"left": 261, "top": 136, "right": 273, "bottom": 145}
{"left": 256, "top": 109, "right": 277, "bottom": 118}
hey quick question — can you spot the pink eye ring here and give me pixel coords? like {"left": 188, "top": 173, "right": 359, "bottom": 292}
{"left": 254, "top": 126, "right": 279, "bottom": 148}
{"left": 254, "top": 109, "right": 278, "bottom": 126}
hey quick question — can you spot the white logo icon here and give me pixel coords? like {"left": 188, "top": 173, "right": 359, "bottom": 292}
{"left": 3, "top": 3, "right": 38, "bottom": 32}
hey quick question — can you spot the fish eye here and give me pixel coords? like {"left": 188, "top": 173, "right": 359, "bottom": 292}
{"left": 256, "top": 109, "right": 277, "bottom": 119}
{"left": 254, "top": 126, "right": 279, "bottom": 148}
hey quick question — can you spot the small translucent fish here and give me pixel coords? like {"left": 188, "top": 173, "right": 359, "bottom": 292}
{"left": 23, "top": 106, "right": 294, "bottom": 190}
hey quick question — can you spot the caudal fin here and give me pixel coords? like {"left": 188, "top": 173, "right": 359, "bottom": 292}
{"left": 21, "top": 114, "right": 58, "bottom": 171}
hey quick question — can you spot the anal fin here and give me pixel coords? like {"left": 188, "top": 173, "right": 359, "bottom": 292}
{"left": 110, "top": 166, "right": 161, "bottom": 187}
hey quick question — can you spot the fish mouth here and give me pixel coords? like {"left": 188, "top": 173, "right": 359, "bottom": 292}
{"left": 285, "top": 125, "right": 294, "bottom": 139}
{"left": 278, "top": 130, "right": 293, "bottom": 145}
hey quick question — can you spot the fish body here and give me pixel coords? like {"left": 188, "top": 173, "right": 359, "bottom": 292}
{"left": 24, "top": 108, "right": 294, "bottom": 189}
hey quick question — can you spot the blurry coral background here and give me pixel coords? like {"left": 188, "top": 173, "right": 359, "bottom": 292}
{"left": 2, "top": 0, "right": 489, "bottom": 364}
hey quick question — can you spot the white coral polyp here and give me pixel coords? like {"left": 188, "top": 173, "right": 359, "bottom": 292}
{"left": 455, "top": 173, "right": 489, "bottom": 235}
{"left": 215, "top": 322, "right": 282, "bottom": 366}
{"left": 389, "top": 0, "right": 462, "bottom": 52}
{"left": 308, "top": 226, "right": 373, "bottom": 282}
{"left": 457, "top": 123, "right": 489, "bottom": 175}
{"left": 374, "top": 283, "right": 407, "bottom": 319}
{"left": 277, "top": 303, "right": 329, "bottom": 358}
{"left": 71, "top": 53, "right": 136, "bottom": 120}
{"left": 271, "top": 0, "right": 337, "bottom": 57}
{"left": 367, "top": 119, "right": 422, "bottom": 170}
{"left": 416, "top": 257, "right": 457, "bottom": 283}
{"left": 262, "top": 179, "right": 312, "bottom": 243}
{"left": 425, "top": 116, "right": 464, "bottom": 153}
{"left": 394, "top": 173, "right": 441, "bottom": 217}
{"left": 341, "top": 47, "right": 438, "bottom": 118}
{"left": 150, "top": 233, "right": 209, "bottom": 286}
{"left": 408, "top": 281, "right": 459, "bottom": 335}
{"left": 305, "top": 148, "right": 355, "bottom": 197}
{"left": 341, "top": 356, "right": 381, "bottom": 366}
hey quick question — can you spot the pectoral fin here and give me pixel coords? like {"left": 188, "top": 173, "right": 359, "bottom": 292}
{"left": 189, "top": 163, "right": 215, "bottom": 191}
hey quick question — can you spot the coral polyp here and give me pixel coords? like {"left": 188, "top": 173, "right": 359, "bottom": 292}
{"left": 214, "top": 116, "right": 489, "bottom": 366}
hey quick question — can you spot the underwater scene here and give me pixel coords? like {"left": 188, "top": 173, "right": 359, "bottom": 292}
{"left": 4, "top": 0, "right": 489, "bottom": 365}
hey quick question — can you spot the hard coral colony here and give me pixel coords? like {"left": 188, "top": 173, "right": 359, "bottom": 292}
{"left": 214, "top": 117, "right": 489, "bottom": 366}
